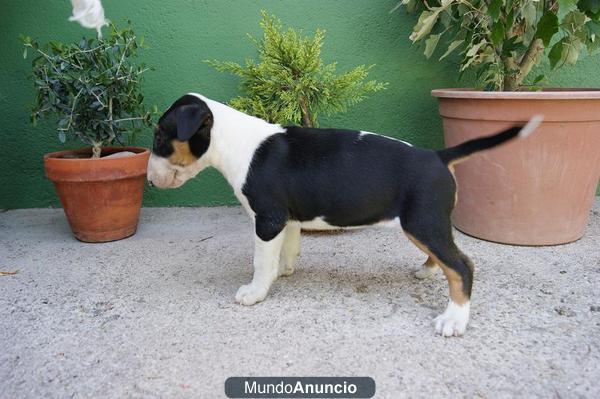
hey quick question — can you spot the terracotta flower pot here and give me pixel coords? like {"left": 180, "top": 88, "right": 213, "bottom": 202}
{"left": 431, "top": 89, "right": 600, "bottom": 245}
{"left": 44, "top": 147, "right": 150, "bottom": 242}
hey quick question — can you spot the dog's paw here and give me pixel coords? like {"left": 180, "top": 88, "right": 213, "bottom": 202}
{"left": 278, "top": 264, "right": 295, "bottom": 277}
{"left": 434, "top": 301, "right": 470, "bottom": 337}
{"left": 235, "top": 283, "right": 269, "bottom": 306}
{"left": 414, "top": 265, "right": 436, "bottom": 279}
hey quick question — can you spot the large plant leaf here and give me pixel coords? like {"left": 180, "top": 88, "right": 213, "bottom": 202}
{"left": 488, "top": 0, "right": 502, "bottom": 21}
{"left": 585, "top": 20, "right": 600, "bottom": 51}
{"left": 548, "top": 40, "right": 564, "bottom": 68}
{"left": 536, "top": 12, "right": 559, "bottom": 46}
{"left": 558, "top": 0, "right": 579, "bottom": 19}
{"left": 409, "top": 10, "right": 442, "bottom": 42}
{"left": 563, "top": 37, "right": 583, "bottom": 64}
{"left": 578, "top": 0, "right": 600, "bottom": 19}
{"left": 548, "top": 36, "right": 583, "bottom": 67}
{"left": 562, "top": 10, "right": 588, "bottom": 34}
{"left": 579, "top": 0, "right": 600, "bottom": 13}
{"left": 439, "top": 39, "right": 463, "bottom": 60}
{"left": 424, "top": 34, "right": 442, "bottom": 58}
{"left": 491, "top": 21, "right": 506, "bottom": 46}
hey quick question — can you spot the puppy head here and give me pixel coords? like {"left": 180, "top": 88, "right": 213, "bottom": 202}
{"left": 147, "top": 95, "right": 213, "bottom": 188}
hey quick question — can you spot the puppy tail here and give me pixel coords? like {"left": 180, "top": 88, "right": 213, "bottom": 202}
{"left": 437, "top": 115, "right": 543, "bottom": 166}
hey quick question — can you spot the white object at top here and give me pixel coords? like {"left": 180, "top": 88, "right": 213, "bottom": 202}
{"left": 69, "top": 0, "right": 108, "bottom": 38}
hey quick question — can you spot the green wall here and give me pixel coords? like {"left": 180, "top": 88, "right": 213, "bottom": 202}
{"left": 1, "top": 0, "right": 599, "bottom": 209}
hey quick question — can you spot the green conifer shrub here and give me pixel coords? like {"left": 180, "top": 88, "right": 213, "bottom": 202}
{"left": 206, "top": 12, "right": 387, "bottom": 127}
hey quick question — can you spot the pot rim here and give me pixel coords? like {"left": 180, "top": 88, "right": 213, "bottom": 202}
{"left": 44, "top": 146, "right": 150, "bottom": 182}
{"left": 431, "top": 88, "right": 600, "bottom": 100}
{"left": 43, "top": 146, "right": 150, "bottom": 162}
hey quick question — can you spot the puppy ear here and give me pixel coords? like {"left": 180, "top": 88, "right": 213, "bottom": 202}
{"left": 176, "top": 104, "right": 210, "bottom": 141}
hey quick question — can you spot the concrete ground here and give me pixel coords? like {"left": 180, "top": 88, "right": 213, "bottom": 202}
{"left": 1, "top": 201, "right": 599, "bottom": 399}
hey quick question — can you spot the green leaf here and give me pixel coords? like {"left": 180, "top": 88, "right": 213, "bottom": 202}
{"left": 491, "top": 21, "right": 505, "bottom": 46}
{"left": 488, "top": 0, "right": 502, "bottom": 22}
{"left": 562, "top": 10, "right": 587, "bottom": 34}
{"left": 22, "top": 48, "right": 27, "bottom": 59}
{"left": 563, "top": 37, "right": 582, "bottom": 64}
{"left": 579, "top": 0, "right": 600, "bottom": 13}
{"left": 24, "top": 22, "right": 153, "bottom": 148}
{"left": 439, "top": 40, "right": 463, "bottom": 60}
{"left": 587, "top": 19, "right": 600, "bottom": 42}
{"left": 409, "top": 9, "right": 443, "bottom": 42}
{"left": 548, "top": 40, "right": 564, "bottom": 68}
{"left": 536, "top": 12, "right": 559, "bottom": 46}
{"left": 558, "top": 0, "right": 579, "bottom": 19}
{"left": 547, "top": 36, "right": 583, "bottom": 66}
{"left": 585, "top": 21, "right": 600, "bottom": 52}
{"left": 424, "top": 34, "right": 441, "bottom": 58}
{"left": 579, "top": 0, "right": 600, "bottom": 20}
{"left": 533, "top": 74, "right": 546, "bottom": 83}
{"left": 506, "top": 9, "right": 515, "bottom": 32}
{"left": 466, "top": 40, "right": 485, "bottom": 58}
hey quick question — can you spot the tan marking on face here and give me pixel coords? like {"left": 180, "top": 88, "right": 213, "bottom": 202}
{"left": 405, "top": 233, "right": 469, "bottom": 305}
{"left": 169, "top": 140, "right": 197, "bottom": 167}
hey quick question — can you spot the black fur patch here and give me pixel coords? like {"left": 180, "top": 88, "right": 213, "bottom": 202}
{"left": 242, "top": 127, "right": 456, "bottom": 233}
{"left": 152, "top": 95, "right": 213, "bottom": 159}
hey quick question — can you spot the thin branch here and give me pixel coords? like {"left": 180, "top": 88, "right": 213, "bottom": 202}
{"left": 108, "top": 116, "right": 147, "bottom": 124}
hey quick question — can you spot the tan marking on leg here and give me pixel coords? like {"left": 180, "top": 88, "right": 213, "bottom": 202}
{"left": 424, "top": 256, "right": 436, "bottom": 268}
{"left": 447, "top": 163, "right": 460, "bottom": 207}
{"left": 405, "top": 232, "right": 469, "bottom": 305}
{"left": 169, "top": 140, "right": 197, "bottom": 166}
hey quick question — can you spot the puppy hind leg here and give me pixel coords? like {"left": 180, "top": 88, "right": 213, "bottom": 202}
{"left": 405, "top": 232, "right": 473, "bottom": 337}
{"left": 278, "top": 222, "right": 301, "bottom": 277}
{"left": 432, "top": 250, "right": 473, "bottom": 337}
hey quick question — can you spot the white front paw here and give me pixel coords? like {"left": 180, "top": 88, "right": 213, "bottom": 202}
{"left": 434, "top": 301, "right": 470, "bottom": 337}
{"left": 235, "top": 282, "right": 269, "bottom": 306}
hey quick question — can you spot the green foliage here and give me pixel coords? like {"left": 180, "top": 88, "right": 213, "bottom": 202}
{"left": 206, "top": 12, "right": 387, "bottom": 127}
{"left": 397, "top": 0, "right": 600, "bottom": 91}
{"left": 22, "top": 23, "right": 155, "bottom": 157}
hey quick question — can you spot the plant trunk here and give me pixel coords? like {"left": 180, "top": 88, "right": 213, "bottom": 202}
{"left": 503, "top": 74, "right": 519, "bottom": 91}
{"left": 502, "top": 56, "right": 520, "bottom": 91}
{"left": 518, "top": 38, "right": 545, "bottom": 85}
{"left": 502, "top": 38, "right": 544, "bottom": 91}
{"left": 92, "top": 143, "right": 102, "bottom": 158}
{"left": 298, "top": 97, "right": 314, "bottom": 128}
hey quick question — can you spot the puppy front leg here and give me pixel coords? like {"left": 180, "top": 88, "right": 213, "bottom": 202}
{"left": 278, "top": 222, "right": 301, "bottom": 277}
{"left": 235, "top": 224, "right": 285, "bottom": 306}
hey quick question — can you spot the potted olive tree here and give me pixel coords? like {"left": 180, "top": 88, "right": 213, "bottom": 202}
{"left": 399, "top": 0, "right": 600, "bottom": 245}
{"left": 22, "top": 23, "right": 154, "bottom": 242}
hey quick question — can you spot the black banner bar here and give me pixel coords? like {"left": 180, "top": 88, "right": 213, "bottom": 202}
{"left": 225, "top": 377, "right": 376, "bottom": 398}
